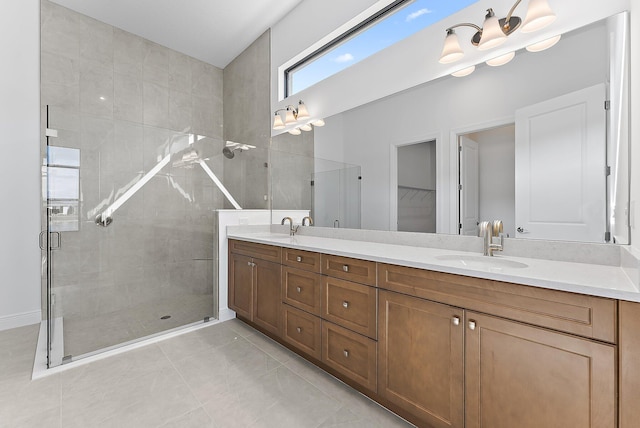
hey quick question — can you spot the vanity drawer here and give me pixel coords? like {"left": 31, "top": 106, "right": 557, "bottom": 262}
{"left": 321, "top": 276, "right": 377, "bottom": 339}
{"left": 378, "top": 263, "right": 617, "bottom": 343}
{"left": 321, "top": 254, "right": 377, "bottom": 286}
{"left": 283, "top": 248, "right": 321, "bottom": 273}
{"left": 229, "top": 239, "right": 281, "bottom": 263}
{"left": 283, "top": 266, "right": 321, "bottom": 316}
{"left": 282, "top": 304, "right": 322, "bottom": 360}
{"left": 322, "top": 321, "right": 377, "bottom": 392}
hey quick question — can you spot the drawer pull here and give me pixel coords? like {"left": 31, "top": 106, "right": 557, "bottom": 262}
{"left": 296, "top": 286, "right": 302, "bottom": 293}
{"left": 343, "top": 350, "right": 349, "bottom": 358}
{"left": 342, "top": 265, "right": 349, "bottom": 272}
{"left": 452, "top": 316, "right": 460, "bottom": 326}
{"left": 342, "top": 301, "right": 349, "bottom": 309}
{"left": 296, "top": 256, "right": 302, "bottom": 262}
{"left": 296, "top": 327, "right": 302, "bottom": 334}
{"left": 469, "top": 320, "right": 476, "bottom": 331}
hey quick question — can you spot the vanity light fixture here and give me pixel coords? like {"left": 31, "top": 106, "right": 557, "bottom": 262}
{"left": 273, "top": 99, "right": 326, "bottom": 135}
{"left": 439, "top": 0, "right": 556, "bottom": 64}
{"left": 526, "top": 34, "right": 561, "bottom": 52}
{"left": 273, "top": 100, "right": 310, "bottom": 130}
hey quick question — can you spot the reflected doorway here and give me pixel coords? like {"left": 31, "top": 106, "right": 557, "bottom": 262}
{"left": 458, "top": 125, "right": 516, "bottom": 237}
{"left": 397, "top": 140, "right": 436, "bottom": 233}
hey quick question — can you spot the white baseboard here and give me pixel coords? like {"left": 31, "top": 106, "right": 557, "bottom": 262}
{"left": 0, "top": 310, "right": 41, "bottom": 331}
{"left": 218, "top": 307, "right": 236, "bottom": 322}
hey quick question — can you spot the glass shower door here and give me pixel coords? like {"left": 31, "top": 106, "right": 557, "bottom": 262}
{"left": 43, "top": 106, "right": 223, "bottom": 368}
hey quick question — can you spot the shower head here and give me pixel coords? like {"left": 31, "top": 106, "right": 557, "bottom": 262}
{"left": 223, "top": 146, "right": 240, "bottom": 159}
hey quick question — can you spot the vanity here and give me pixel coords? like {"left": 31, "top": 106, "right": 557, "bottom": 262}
{"left": 226, "top": 229, "right": 640, "bottom": 428}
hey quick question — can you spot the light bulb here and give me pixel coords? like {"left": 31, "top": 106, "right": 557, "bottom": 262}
{"left": 521, "top": 0, "right": 556, "bottom": 33}
{"left": 478, "top": 9, "right": 507, "bottom": 51}
{"left": 439, "top": 30, "right": 464, "bottom": 64}
{"left": 273, "top": 114, "right": 285, "bottom": 130}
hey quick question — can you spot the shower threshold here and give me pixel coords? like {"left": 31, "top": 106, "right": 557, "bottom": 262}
{"left": 31, "top": 317, "right": 222, "bottom": 380}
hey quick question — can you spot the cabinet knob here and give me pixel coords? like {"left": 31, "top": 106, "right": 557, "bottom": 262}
{"left": 296, "top": 327, "right": 302, "bottom": 334}
{"left": 452, "top": 316, "right": 460, "bottom": 326}
{"left": 342, "top": 265, "right": 349, "bottom": 272}
{"left": 343, "top": 350, "right": 349, "bottom": 358}
{"left": 296, "top": 256, "right": 302, "bottom": 262}
{"left": 342, "top": 301, "right": 349, "bottom": 309}
{"left": 296, "top": 286, "right": 302, "bottom": 293}
{"left": 247, "top": 261, "right": 252, "bottom": 266}
{"left": 469, "top": 320, "right": 476, "bottom": 330}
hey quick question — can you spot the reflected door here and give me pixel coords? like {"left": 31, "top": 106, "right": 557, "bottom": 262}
{"left": 515, "top": 84, "right": 606, "bottom": 242}
{"left": 459, "top": 136, "right": 479, "bottom": 236}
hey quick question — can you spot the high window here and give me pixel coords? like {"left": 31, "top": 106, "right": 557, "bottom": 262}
{"left": 285, "top": 0, "right": 479, "bottom": 97}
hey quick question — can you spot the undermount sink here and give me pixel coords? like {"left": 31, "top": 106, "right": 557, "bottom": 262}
{"left": 434, "top": 254, "right": 528, "bottom": 269}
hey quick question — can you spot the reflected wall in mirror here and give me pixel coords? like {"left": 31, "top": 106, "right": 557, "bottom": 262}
{"left": 269, "top": 131, "right": 361, "bottom": 228}
{"left": 314, "top": 11, "right": 630, "bottom": 244}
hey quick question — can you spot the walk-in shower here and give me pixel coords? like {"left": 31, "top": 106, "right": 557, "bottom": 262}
{"left": 41, "top": 106, "right": 240, "bottom": 367}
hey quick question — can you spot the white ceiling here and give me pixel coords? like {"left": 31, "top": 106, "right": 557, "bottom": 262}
{"left": 50, "top": 0, "right": 303, "bottom": 69}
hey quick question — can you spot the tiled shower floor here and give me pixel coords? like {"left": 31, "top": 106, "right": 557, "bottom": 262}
{"left": 0, "top": 319, "right": 414, "bottom": 427}
{"left": 62, "top": 293, "right": 214, "bottom": 359}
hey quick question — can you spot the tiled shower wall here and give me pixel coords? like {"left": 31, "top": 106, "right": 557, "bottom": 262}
{"left": 40, "top": 0, "right": 224, "bottom": 334}
{"left": 222, "top": 30, "right": 316, "bottom": 212}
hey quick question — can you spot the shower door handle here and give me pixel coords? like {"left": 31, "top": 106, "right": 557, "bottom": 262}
{"left": 39, "top": 231, "right": 61, "bottom": 250}
{"left": 50, "top": 232, "right": 61, "bottom": 250}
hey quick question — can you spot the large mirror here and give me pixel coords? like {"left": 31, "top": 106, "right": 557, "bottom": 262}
{"left": 309, "top": 11, "right": 630, "bottom": 244}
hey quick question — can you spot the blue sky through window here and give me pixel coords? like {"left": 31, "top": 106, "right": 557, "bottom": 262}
{"left": 288, "top": 0, "right": 478, "bottom": 95}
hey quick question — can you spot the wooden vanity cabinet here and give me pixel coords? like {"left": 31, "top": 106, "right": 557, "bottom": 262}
{"left": 378, "top": 290, "right": 464, "bottom": 428}
{"left": 465, "top": 311, "right": 616, "bottom": 428}
{"left": 228, "top": 241, "right": 282, "bottom": 336}
{"left": 229, "top": 239, "right": 622, "bottom": 428}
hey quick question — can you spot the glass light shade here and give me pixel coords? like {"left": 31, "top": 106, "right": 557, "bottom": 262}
{"left": 296, "top": 101, "right": 310, "bottom": 119}
{"left": 284, "top": 109, "right": 297, "bottom": 125}
{"left": 300, "top": 124, "right": 313, "bottom": 131}
{"left": 451, "top": 65, "right": 476, "bottom": 77}
{"left": 288, "top": 128, "right": 301, "bottom": 135}
{"left": 486, "top": 51, "right": 515, "bottom": 67}
{"left": 272, "top": 114, "right": 285, "bottom": 130}
{"left": 312, "top": 119, "right": 325, "bottom": 127}
{"left": 439, "top": 31, "right": 464, "bottom": 64}
{"left": 521, "top": 0, "right": 556, "bottom": 33}
{"left": 526, "top": 34, "right": 561, "bottom": 52}
{"left": 478, "top": 10, "right": 507, "bottom": 50}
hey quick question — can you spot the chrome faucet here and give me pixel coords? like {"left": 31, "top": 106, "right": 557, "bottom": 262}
{"left": 479, "top": 220, "right": 504, "bottom": 256}
{"left": 281, "top": 217, "right": 299, "bottom": 236}
{"left": 302, "top": 216, "right": 313, "bottom": 226}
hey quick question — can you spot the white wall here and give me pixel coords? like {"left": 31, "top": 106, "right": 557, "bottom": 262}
{"left": 0, "top": 0, "right": 42, "bottom": 330}
{"left": 316, "top": 22, "right": 608, "bottom": 232}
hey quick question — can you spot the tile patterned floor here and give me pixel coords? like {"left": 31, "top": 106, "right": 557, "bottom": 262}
{"left": 0, "top": 319, "right": 415, "bottom": 427}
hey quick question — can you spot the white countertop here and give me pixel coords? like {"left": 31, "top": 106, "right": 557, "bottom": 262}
{"left": 227, "top": 231, "right": 640, "bottom": 302}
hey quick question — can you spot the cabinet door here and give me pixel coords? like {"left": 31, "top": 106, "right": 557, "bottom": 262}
{"left": 253, "top": 259, "right": 282, "bottom": 336}
{"left": 378, "top": 290, "right": 464, "bottom": 428}
{"left": 465, "top": 312, "right": 616, "bottom": 428}
{"left": 229, "top": 253, "right": 253, "bottom": 319}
